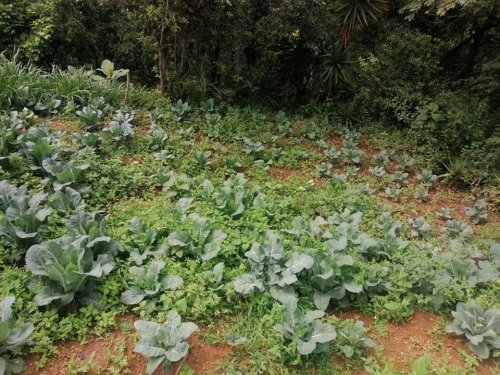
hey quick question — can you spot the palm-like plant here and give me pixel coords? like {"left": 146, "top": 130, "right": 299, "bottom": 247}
{"left": 320, "top": 44, "right": 355, "bottom": 91}
{"left": 332, "top": 0, "right": 388, "bottom": 44}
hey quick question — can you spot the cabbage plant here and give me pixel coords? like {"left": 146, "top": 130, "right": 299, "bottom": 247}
{"left": 316, "top": 162, "right": 332, "bottom": 177}
{"left": 42, "top": 159, "right": 89, "bottom": 192}
{"left": 465, "top": 199, "right": 488, "bottom": 225}
{"left": 416, "top": 169, "right": 438, "bottom": 187}
{"left": 76, "top": 105, "right": 103, "bottom": 130}
{"left": 370, "top": 166, "right": 385, "bottom": 177}
{"left": 444, "top": 220, "right": 473, "bottom": 240}
{"left": 104, "top": 110, "right": 134, "bottom": 141}
{"left": 121, "top": 261, "right": 183, "bottom": 305}
{"left": 0, "top": 181, "right": 52, "bottom": 255}
{"left": 373, "top": 150, "right": 392, "bottom": 166}
{"left": 409, "top": 216, "right": 432, "bottom": 239}
{"left": 156, "top": 169, "right": 192, "bottom": 197}
{"left": 414, "top": 185, "right": 429, "bottom": 202}
{"left": 167, "top": 213, "right": 227, "bottom": 261}
{"left": 394, "top": 154, "right": 414, "bottom": 171}
{"left": 337, "top": 321, "right": 374, "bottom": 358}
{"left": 274, "top": 305, "right": 336, "bottom": 356}
{"left": 385, "top": 187, "right": 400, "bottom": 202}
{"left": 392, "top": 170, "right": 409, "bottom": 186}
{"left": 323, "top": 147, "right": 340, "bottom": 161}
{"left": 148, "top": 125, "right": 168, "bottom": 149}
{"left": 233, "top": 231, "right": 314, "bottom": 309}
{"left": 50, "top": 187, "right": 84, "bottom": 215}
{"left": 26, "top": 236, "right": 116, "bottom": 308}
{"left": 342, "top": 147, "right": 364, "bottom": 164}
{"left": 171, "top": 100, "right": 191, "bottom": 122}
{"left": 212, "top": 174, "right": 265, "bottom": 218}
{"left": 446, "top": 301, "right": 499, "bottom": 358}
{"left": 0, "top": 297, "right": 34, "bottom": 375}
{"left": 73, "top": 132, "right": 103, "bottom": 150}
{"left": 134, "top": 311, "right": 197, "bottom": 374}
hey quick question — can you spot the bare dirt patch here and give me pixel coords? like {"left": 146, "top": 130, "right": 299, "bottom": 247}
{"left": 122, "top": 155, "right": 143, "bottom": 166}
{"left": 23, "top": 315, "right": 233, "bottom": 375}
{"left": 336, "top": 310, "right": 498, "bottom": 374}
{"left": 50, "top": 119, "right": 84, "bottom": 135}
{"left": 269, "top": 166, "right": 305, "bottom": 180}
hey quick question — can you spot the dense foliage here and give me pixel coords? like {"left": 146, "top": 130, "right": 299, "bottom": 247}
{"left": 1, "top": 0, "right": 499, "bottom": 184}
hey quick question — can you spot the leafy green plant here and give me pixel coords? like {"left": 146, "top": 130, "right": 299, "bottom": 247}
{"left": 176, "top": 127, "right": 194, "bottom": 140}
{"left": 241, "top": 136, "right": 265, "bottom": 159}
{"left": 96, "top": 59, "right": 129, "bottom": 81}
{"left": 277, "top": 113, "right": 292, "bottom": 135}
{"left": 172, "top": 100, "right": 191, "bottom": 122}
{"left": 409, "top": 216, "right": 432, "bottom": 239}
{"left": 316, "top": 162, "right": 333, "bottom": 177}
{"left": 445, "top": 301, "right": 499, "bottom": 358}
{"left": 205, "top": 113, "right": 221, "bottom": 126}
{"left": 34, "top": 94, "right": 61, "bottom": 115}
{"left": 345, "top": 166, "right": 359, "bottom": 176}
{"left": 134, "top": 311, "right": 197, "bottom": 374}
{"left": 358, "top": 184, "right": 375, "bottom": 195}
{"left": 337, "top": 321, "right": 374, "bottom": 358}
{"left": 156, "top": 169, "right": 192, "bottom": 198}
{"left": 25, "top": 235, "right": 116, "bottom": 308}
{"left": 66, "top": 352, "right": 96, "bottom": 374}
{"left": 444, "top": 220, "right": 473, "bottom": 240}
{"left": 392, "top": 170, "right": 409, "bottom": 186}
{"left": 0, "top": 296, "right": 34, "bottom": 375}
{"left": 200, "top": 98, "right": 215, "bottom": 113}
{"left": 121, "top": 260, "right": 183, "bottom": 305}
{"left": 148, "top": 125, "right": 168, "bottom": 149}
{"left": 104, "top": 110, "right": 134, "bottom": 142}
{"left": 167, "top": 213, "right": 227, "bottom": 261}
{"left": 416, "top": 169, "right": 438, "bottom": 187}
{"left": 414, "top": 185, "right": 429, "bottom": 202}
{"left": 373, "top": 150, "right": 392, "bottom": 166}
{"left": 394, "top": 154, "right": 414, "bottom": 171}
{"left": 42, "top": 159, "right": 89, "bottom": 192}
{"left": 323, "top": 147, "right": 341, "bottom": 161}
{"left": 274, "top": 305, "right": 336, "bottom": 356}
{"left": 465, "top": 199, "right": 487, "bottom": 225}
{"left": 225, "top": 156, "right": 242, "bottom": 171}
{"left": 76, "top": 106, "right": 103, "bottom": 130}
{"left": 234, "top": 231, "right": 314, "bottom": 308}
{"left": 204, "top": 262, "right": 225, "bottom": 291}
{"left": 342, "top": 129, "right": 361, "bottom": 146}
{"left": 385, "top": 187, "right": 400, "bottom": 202}
{"left": 342, "top": 147, "right": 364, "bottom": 164}
{"left": 73, "top": 132, "right": 103, "bottom": 150}
{"left": 0, "top": 181, "right": 52, "bottom": 255}
{"left": 370, "top": 166, "right": 385, "bottom": 177}
{"left": 17, "top": 123, "right": 61, "bottom": 170}
{"left": 211, "top": 174, "right": 264, "bottom": 218}
{"left": 193, "top": 150, "right": 211, "bottom": 170}
{"left": 438, "top": 207, "right": 452, "bottom": 219}
{"left": 126, "top": 216, "right": 162, "bottom": 265}
{"left": 7, "top": 108, "right": 36, "bottom": 129}
{"left": 303, "top": 122, "right": 319, "bottom": 140}
{"left": 50, "top": 187, "right": 84, "bottom": 215}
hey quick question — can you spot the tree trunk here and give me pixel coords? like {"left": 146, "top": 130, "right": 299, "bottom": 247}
{"left": 159, "top": 25, "right": 166, "bottom": 92}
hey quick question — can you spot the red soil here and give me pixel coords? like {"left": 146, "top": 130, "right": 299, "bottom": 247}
{"left": 336, "top": 310, "right": 499, "bottom": 374}
{"left": 23, "top": 315, "right": 232, "bottom": 375}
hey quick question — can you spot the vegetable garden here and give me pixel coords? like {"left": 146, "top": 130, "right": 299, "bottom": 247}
{"left": 0, "top": 56, "right": 498, "bottom": 375}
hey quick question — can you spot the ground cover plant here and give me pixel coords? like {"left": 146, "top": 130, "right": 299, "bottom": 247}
{"left": 0, "top": 58, "right": 498, "bottom": 375}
